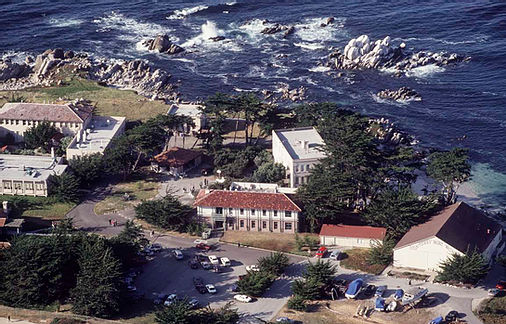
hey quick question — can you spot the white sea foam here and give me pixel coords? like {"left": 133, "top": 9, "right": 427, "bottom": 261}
{"left": 93, "top": 11, "right": 175, "bottom": 43}
{"left": 308, "top": 66, "right": 331, "bottom": 72}
{"left": 294, "top": 17, "right": 346, "bottom": 43}
{"left": 1, "top": 51, "right": 31, "bottom": 65}
{"left": 167, "top": 5, "right": 209, "bottom": 20}
{"left": 294, "top": 42, "right": 325, "bottom": 50}
{"left": 49, "top": 17, "right": 84, "bottom": 27}
{"left": 405, "top": 64, "right": 445, "bottom": 78}
{"left": 182, "top": 20, "right": 242, "bottom": 52}
{"left": 394, "top": 35, "right": 489, "bottom": 45}
{"left": 238, "top": 19, "right": 274, "bottom": 41}
{"left": 371, "top": 93, "right": 410, "bottom": 106}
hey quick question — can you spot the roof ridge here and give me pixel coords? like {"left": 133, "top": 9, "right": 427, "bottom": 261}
{"left": 434, "top": 201, "right": 464, "bottom": 238}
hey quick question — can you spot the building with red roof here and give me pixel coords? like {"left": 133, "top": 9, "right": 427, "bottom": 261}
{"left": 319, "top": 224, "right": 386, "bottom": 248}
{"left": 151, "top": 147, "right": 202, "bottom": 175}
{"left": 194, "top": 189, "right": 301, "bottom": 233}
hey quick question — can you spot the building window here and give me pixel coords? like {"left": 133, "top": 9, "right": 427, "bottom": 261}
{"left": 14, "top": 182, "right": 22, "bottom": 190}
{"left": 15, "top": 120, "right": 19, "bottom": 125}
{"left": 295, "top": 177, "right": 299, "bottom": 185}
{"left": 35, "top": 182, "right": 44, "bottom": 190}
{"left": 229, "top": 208, "right": 233, "bottom": 214}
{"left": 240, "top": 208, "right": 244, "bottom": 215}
{"left": 285, "top": 223, "right": 292, "bottom": 230}
{"left": 262, "top": 210, "right": 267, "bottom": 216}
{"left": 274, "top": 210, "right": 278, "bottom": 217}
{"left": 273, "top": 222, "right": 278, "bottom": 230}
{"left": 251, "top": 221, "right": 256, "bottom": 228}
{"left": 262, "top": 221, "right": 267, "bottom": 229}
{"left": 22, "top": 120, "right": 26, "bottom": 125}
{"left": 215, "top": 207, "right": 223, "bottom": 214}
{"left": 25, "top": 182, "right": 34, "bottom": 190}
{"left": 285, "top": 211, "right": 291, "bottom": 217}
{"left": 3, "top": 181, "right": 11, "bottom": 189}
{"left": 229, "top": 221, "right": 234, "bottom": 228}
{"left": 306, "top": 164, "right": 310, "bottom": 171}
{"left": 295, "top": 165, "right": 299, "bottom": 172}
{"left": 240, "top": 220, "right": 244, "bottom": 228}
{"left": 251, "top": 209, "right": 255, "bottom": 215}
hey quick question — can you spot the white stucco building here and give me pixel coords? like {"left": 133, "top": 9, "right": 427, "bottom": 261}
{"left": 272, "top": 127, "right": 326, "bottom": 188}
{"left": 194, "top": 189, "right": 301, "bottom": 233}
{"left": 0, "top": 101, "right": 94, "bottom": 142}
{"left": 393, "top": 202, "right": 504, "bottom": 271}
{"left": 0, "top": 154, "right": 67, "bottom": 197}
{"left": 167, "top": 103, "right": 207, "bottom": 133}
{"left": 319, "top": 224, "right": 387, "bottom": 248}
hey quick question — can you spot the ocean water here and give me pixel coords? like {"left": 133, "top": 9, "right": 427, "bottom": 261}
{"left": 0, "top": 0, "right": 505, "bottom": 210}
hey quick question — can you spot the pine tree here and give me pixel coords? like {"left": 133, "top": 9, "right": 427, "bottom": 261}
{"left": 303, "top": 259, "right": 337, "bottom": 286}
{"left": 155, "top": 298, "right": 192, "bottom": 324}
{"left": 257, "top": 252, "right": 290, "bottom": 275}
{"left": 49, "top": 172, "right": 80, "bottom": 203}
{"left": 436, "top": 249, "right": 489, "bottom": 284}
{"left": 68, "top": 154, "right": 104, "bottom": 188}
{"left": 23, "top": 120, "right": 58, "bottom": 151}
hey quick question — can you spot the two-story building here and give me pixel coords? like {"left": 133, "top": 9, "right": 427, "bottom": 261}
{"left": 193, "top": 189, "right": 302, "bottom": 233}
{"left": 272, "top": 127, "right": 326, "bottom": 188}
{"left": 0, "top": 101, "right": 94, "bottom": 142}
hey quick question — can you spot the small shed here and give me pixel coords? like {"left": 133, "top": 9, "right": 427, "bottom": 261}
{"left": 152, "top": 147, "right": 202, "bottom": 175}
{"left": 319, "top": 224, "right": 387, "bottom": 248}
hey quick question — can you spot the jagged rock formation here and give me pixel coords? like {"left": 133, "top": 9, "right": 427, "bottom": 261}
{"left": 141, "top": 35, "right": 185, "bottom": 55}
{"left": 368, "top": 117, "right": 410, "bottom": 145}
{"left": 0, "top": 48, "right": 179, "bottom": 101}
{"left": 261, "top": 23, "right": 295, "bottom": 38}
{"left": 377, "top": 87, "right": 422, "bottom": 102}
{"left": 327, "top": 34, "right": 468, "bottom": 73}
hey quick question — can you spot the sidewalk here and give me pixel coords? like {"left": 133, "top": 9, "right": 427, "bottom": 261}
{"left": 0, "top": 318, "right": 36, "bottom": 324}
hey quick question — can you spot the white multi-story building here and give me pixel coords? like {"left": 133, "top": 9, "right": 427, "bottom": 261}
{"left": 272, "top": 127, "right": 326, "bottom": 188}
{"left": 194, "top": 189, "right": 301, "bottom": 233}
{"left": 0, "top": 101, "right": 94, "bottom": 142}
{"left": 0, "top": 154, "right": 67, "bottom": 197}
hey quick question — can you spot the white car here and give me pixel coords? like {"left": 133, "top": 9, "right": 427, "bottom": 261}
{"left": 194, "top": 239, "right": 207, "bottom": 245}
{"left": 234, "top": 294, "right": 252, "bottom": 303}
{"left": 149, "top": 243, "right": 163, "bottom": 252}
{"left": 200, "top": 261, "right": 212, "bottom": 270}
{"left": 173, "top": 249, "right": 184, "bottom": 260}
{"left": 246, "top": 265, "right": 260, "bottom": 272}
{"left": 208, "top": 255, "right": 219, "bottom": 265}
{"left": 220, "top": 257, "right": 231, "bottom": 267}
{"left": 164, "top": 294, "right": 178, "bottom": 306}
{"left": 206, "top": 284, "right": 217, "bottom": 294}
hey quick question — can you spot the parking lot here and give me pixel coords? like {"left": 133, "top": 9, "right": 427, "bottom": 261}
{"left": 134, "top": 235, "right": 305, "bottom": 321}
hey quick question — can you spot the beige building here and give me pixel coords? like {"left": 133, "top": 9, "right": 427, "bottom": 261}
{"left": 0, "top": 102, "right": 94, "bottom": 142}
{"left": 393, "top": 202, "right": 504, "bottom": 271}
{"left": 0, "top": 154, "right": 67, "bottom": 197}
{"left": 167, "top": 103, "right": 207, "bottom": 133}
{"left": 194, "top": 189, "right": 301, "bottom": 233}
{"left": 272, "top": 127, "right": 326, "bottom": 188}
{"left": 319, "top": 224, "right": 387, "bottom": 248}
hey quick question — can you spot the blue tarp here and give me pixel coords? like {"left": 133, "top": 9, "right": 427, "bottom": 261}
{"left": 345, "top": 278, "right": 363, "bottom": 297}
{"left": 430, "top": 316, "right": 443, "bottom": 324}
{"left": 375, "top": 297, "right": 385, "bottom": 310}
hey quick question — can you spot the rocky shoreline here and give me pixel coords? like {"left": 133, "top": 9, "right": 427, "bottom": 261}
{"left": 377, "top": 87, "right": 422, "bottom": 102}
{"left": 140, "top": 35, "right": 185, "bottom": 55}
{"left": 326, "top": 34, "right": 469, "bottom": 76}
{"left": 0, "top": 48, "right": 179, "bottom": 101}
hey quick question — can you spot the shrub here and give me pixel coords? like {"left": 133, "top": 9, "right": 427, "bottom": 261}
{"left": 236, "top": 271, "right": 275, "bottom": 297}
{"left": 436, "top": 249, "right": 489, "bottom": 284}
{"left": 291, "top": 277, "right": 322, "bottom": 300}
{"left": 258, "top": 252, "right": 290, "bottom": 275}
{"left": 287, "top": 295, "right": 308, "bottom": 311}
{"left": 367, "top": 238, "right": 395, "bottom": 266}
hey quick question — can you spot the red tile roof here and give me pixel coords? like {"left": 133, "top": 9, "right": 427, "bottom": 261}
{"left": 0, "top": 218, "right": 6, "bottom": 227}
{"left": 194, "top": 190, "right": 301, "bottom": 212}
{"left": 319, "top": 224, "right": 386, "bottom": 240}
{"left": 394, "top": 202, "right": 502, "bottom": 253}
{"left": 0, "top": 102, "right": 93, "bottom": 123}
{"left": 154, "top": 147, "right": 202, "bottom": 167}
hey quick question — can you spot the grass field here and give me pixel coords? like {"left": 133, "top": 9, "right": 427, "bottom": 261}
{"left": 94, "top": 175, "right": 162, "bottom": 215}
{"left": 0, "top": 195, "right": 75, "bottom": 220}
{"left": 340, "top": 248, "right": 387, "bottom": 275}
{"left": 221, "top": 231, "right": 318, "bottom": 254}
{"left": 0, "top": 77, "right": 170, "bottom": 121}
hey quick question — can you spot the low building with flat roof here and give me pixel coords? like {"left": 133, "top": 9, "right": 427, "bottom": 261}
{"left": 151, "top": 147, "right": 202, "bottom": 175}
{"left": 167, "top": 103, "right": 207, "bottom": 133}
{"left": 272, "top": 127, "right": 326, "bottom": 188}
{"left": 319, "top": 224, "right": 387, "bottom": 248}
{"left": 0, "top": 154, "right": 67, "bottom": 197}
{"left": 66, "top": 116, "right": 126, "bottom": 160}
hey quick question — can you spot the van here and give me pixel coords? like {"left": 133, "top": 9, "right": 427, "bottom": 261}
{"left": 329, "top": 249, "right": 341, "bottom": 260}
{"left": 220, "top": 257, "right": 231, "bottom": 267}
{"left": 173, "top": 249, "right": 184, "bottom": 260}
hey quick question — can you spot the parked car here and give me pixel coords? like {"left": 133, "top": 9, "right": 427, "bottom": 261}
{"left": 164, "top": 294, "right": 178, "bottom": 306}
{"left": 276, "top": 317, "right": 295, "bottom": 323}
{"left": 194, "top": 239, "right": 206, "bottom": 245}
{"left": 394, "top": 289, "right": 404, "bottom": 301}
{"left": 200, "top": 261, "right": 212, "bottom": 270}
{"left": 329, "top": 249, "right": 341, "bottom": 260}
{"left": 220, "top": 257, "right": 231, "bottom": 267}
{"left": 445, "top": 310, "right": 459, "bottom": 322}
{"left": 206, "top": 284, "right": 217, "bottom": 294}
{"left": 488, "top": 288, "right": 500, "bottom": 297}
{"left": 208, "top": 255, "right": 219, "bottom": 265}
{"left": 189, "top": 258, "right": 199, "bottom": 269}
{"left": 228, "top": 284, "right": 239, "bottom": 292}
{"left": 234, "top": 294, "right": 252, "bottom": 303}
{"left": 316, "top": 246, "right": 328, "bottom": 258}
{"left": 154, "top": 293, "right": 168, "bottom": 305}
{"left": 149, "top": 243, "right": 162, "bottom": 252}
{"left": 193, "top": 277, "right": 207, "bottom": 294}
{"left": 246, "top": 265, "right": 260, "bottom": 272}
{"left": 141, "top": 247, "right": 154, "bottom": 256}
{"left": 173, "top": 249, "right": 184, "bottom": 260}
{"left": 429, "top": 316, "right": 443, "bottom": 324}
{"left": 496, "top": 281, "right": 506, "bottom": 290}
{"left": 375, "top": 285, "right": 387, "bottom": 297}
{"left": 188, "top": 297, "right": 200, "bottom": 309}
{"left": 196, "top": 243, "right": 212, "bottom": 251}
{"left": 362, "top": 284, "right": 376, "bottom": 298}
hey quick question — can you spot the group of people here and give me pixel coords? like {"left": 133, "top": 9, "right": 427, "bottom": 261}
{"left": 108, "top": 219, "right": 118, "bottom": 226}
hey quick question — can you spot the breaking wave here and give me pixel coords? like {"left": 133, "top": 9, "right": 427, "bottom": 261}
{"left": 49, "top": 17, "right": 84, "bottom": 27}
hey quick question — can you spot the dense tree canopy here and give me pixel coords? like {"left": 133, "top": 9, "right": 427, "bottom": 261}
{"left": 436, "top": 249, "right": 489, "bottom": 284}
{"left": 155, "top": 302, "right": 239, "bottom": 324}
{"left": 135, "top": 195, "right": 193, "bottom": 230}
{"left": 68, "top": 153, "right": 104, "bottom": 188}
{"left": 24, "top": 120, "right": 58, "bottom": 151}
{"left": 49, "top": 172, "right": 80, "bottom": 203}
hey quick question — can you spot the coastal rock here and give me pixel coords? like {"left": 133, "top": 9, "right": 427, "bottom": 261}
{"left": 277, "top": 83, "right": 306, "bottom": 102}
{"left": 0, "top": 59, "right": 31, "bottom": 81}
{"left": 377, "top": 87, "right": 422, "bottom": 102}
{"left": 283, "top": 26, "right": 295, "bottom": 38}
{"left": 142, "top": 35, "right": 185, "bottom": 55}
{"left": 321, "top": 17, "right": 335, "bottom": 27}
{"left": 209, "top": 36, "right": 226, "bottom": 42}
{"left": 261, "top": 23, "right": 294, "bottom": 36}
{"left": 328, "top": 34, "right": 468, "bottom": 74}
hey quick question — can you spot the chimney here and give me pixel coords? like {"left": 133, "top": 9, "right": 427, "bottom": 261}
{"left": 303, "top": 140, "right": 309, "bottom": 153}
{"left": 2, "top": 201, "right": 9, "bottom": 217}
{"left": 51, "top": 147, "right": 55, "bottom": 158}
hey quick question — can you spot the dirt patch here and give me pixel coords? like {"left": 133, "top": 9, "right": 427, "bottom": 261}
{"left": 276, "top": 299, "right": 433, "bottom": 324}
{"left": 340, "top": 248, "right": 387, "bottom": 275}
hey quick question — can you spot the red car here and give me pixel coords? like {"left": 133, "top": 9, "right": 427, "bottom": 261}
{"left": 196, "top": 243, "right": 212, "bottom": 251}
{"left": 496, "top": 281, "right": 506, "bottom": 290}
{"left": 316, "top": 246, "right": 328, "bottom": 258}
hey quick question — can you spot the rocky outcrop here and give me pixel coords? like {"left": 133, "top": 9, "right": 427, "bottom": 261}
{"left": 320, "top": 17, "right": 335, "bottom": 27}
{"left": 0, "top": 59, "right": 31, "bottom": 81}
{"left": 0, "top": 48, "right": 179, "bottom": 100}
{"left": 377, "top": 87, "right": 422, "bottom": 102}
{"left": 141, "top": 35, "right": 185, "bottom": 54}
{"left": 327, "top": 34, "right": 468, "bottom": 74}
{"left": 368, "top": 117, "right": 410, "bottom": 145}
{"left": 261, "top": 23, "right": 295, "bottom": 38}
{"left": 209, "top": 36, "right": 226, "bottom": 42}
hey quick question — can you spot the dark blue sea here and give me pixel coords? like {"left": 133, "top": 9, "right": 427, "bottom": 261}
{"left": 1, "top": 0, "right": 505, "bottom": 209}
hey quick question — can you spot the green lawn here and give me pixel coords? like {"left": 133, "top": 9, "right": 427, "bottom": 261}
{"left": 0, "top": 77, "right": 170, "bottom": 121}
{"left": 0, "top": 195, "right": 75, "bottom": 220}
{"left": 340, "top": 248, "right": 387, "bottom": 275}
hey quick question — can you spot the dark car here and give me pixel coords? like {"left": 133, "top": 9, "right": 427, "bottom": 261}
{"left": 193, "top": 277, "right": 207, "bottom": 294}
{"left": 445, "top": 310, "right": 459, "bottom": 322}
{"left": 362, "top": 284, "right": 376, "bottom": 298}
{"left": 189, "top": 258, "right": 199, "bottom": 269}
